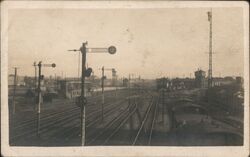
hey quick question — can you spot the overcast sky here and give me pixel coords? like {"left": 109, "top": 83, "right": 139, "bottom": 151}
{"left": 8, "top": 8, "right": 244, "bottom": 79}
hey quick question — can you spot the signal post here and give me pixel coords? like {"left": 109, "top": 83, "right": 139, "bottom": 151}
{"left": 36, "top": 61, "right": 56, "bottom": 136}
{"left": 68, "top": 42, "right": 116, "bottom": 146}
{"left": 99, "top": 67, "right": 116, "bottom": 122}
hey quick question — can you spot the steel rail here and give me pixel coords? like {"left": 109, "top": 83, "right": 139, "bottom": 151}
{"left": 39, "top": 95, "right": 129, "bottom": 139}
{"left": 11, "top": 91, "right": 123, "bottom": 131}
{"left": 148, "top": 97, "right": 159, "bottom": 145}
{"left": 57, "top": 99, "right": 128, "bottom": 140}
{"left": 11, "top": 97, "right": 124, "bottom": 141}
{"left": 87, "top": 103, "right": 133, "bottom": 145}
{"left": 132, "top": 97, "right": 154, "bottom": 145}
{"left": 103, "top": 104, "right": 137, "bottom": 145}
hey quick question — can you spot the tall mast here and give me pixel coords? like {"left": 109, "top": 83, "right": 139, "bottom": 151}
{"left": 208, "top": 9, "right": 213, "bottom": 88}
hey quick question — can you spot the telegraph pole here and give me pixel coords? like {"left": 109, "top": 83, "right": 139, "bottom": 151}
{"left": 208, "top": 9, "right": 213, "bottom": 88}
{"left": 33, "top": 62, "right": 37, "bottom": 89}
{"left": 162, "top": 88, "right": 165, "bottom": 122}
{"left": 37, "top": 62, "right": 42, "bottom": 136}
{"left": 68, "top": 42, "right": 116, "bottom": 146}
{"left": 128, "top": 74, "right": 131, "bottom": 106}
{"left": 78, "top": 51, "right": 81, "bottom": 78}
{"left": 33, "top": 62, "right": 37, "bottom": 110}
{"left": 12, "top": 67, "right": 18, "bottom": 115}
{"left": 115, "top": 72, "right": 118, "bottom": 101}
{"left": 101, "top": 66, "right": 105, "bottom": 122}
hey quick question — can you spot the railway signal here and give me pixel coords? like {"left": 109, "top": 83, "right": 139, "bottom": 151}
{"left": 85, "top": 67, "right": 92, "bottom": 77}
{"left": 99, "top": 67, "right": 117, "bottom": 122}
{"left": 128, "top": 73, "right": 135, "bottom": 105}
{"left": 108, "top": 46, "right": 116, "bottom": 54}
{"left": 68, "top": 42, "right": 116, "bottom": 146}
{"left": 36, "top": 61, "right": 56, "bottom": 136}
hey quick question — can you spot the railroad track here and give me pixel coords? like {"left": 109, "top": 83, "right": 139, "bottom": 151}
{"left": 10, "top": 98, "right": 124, "bottom": 141}
{"left": 10, "top": 88, "right": 154, "bottom": 145}
{"left": 102, "top": 104, "right": 137, "bottom": 145}
{"left": 86, "top": 103, "right": 136, "bottom": 145}
{"left": 43, "top": 93, "right": 140, "bottom": 142}
{"left": 11, "top": 98, "right": 95, "bottom": 128}
{"left": 50, "top": 99, "right": 129, "bottom": 140}
{"left": 132, "top": 95, "right": 159, "bottom": 145}
{"left": 10, "top": 90, "right": 132, "bottom": 143}
{"left": 86, "top": 93, "right": 159, "bottom": 146}
{"left": 10, "top": 90, "right": 128, "bottom": 131}
{"left": 85, "top": 92, "right": 154, "bottom": 145}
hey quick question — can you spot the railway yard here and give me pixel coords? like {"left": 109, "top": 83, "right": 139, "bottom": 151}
{"left": 9, "top": 84, "right": 243, "bottom": 146}
{"left": 3, "top": 7, "right": 247, "bottom": 157}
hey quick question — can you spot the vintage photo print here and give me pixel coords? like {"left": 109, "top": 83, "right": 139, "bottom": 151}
{"left": 1, "top": 1, "right": 249, "bottom": 157}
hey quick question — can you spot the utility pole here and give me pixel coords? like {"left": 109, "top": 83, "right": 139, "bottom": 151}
{"left": 162, "top": 88, "right": 165, "bottom": 122}
{"left": 128, "top": 74, "right": 132, "bottom": 130}
{"left": 33, "top": 62, "right": 37, "bottom": 89}
{"left": 114, "top": 70, "right": 118, "bottom": 100}
{"left": 101, "top": 66, "right": 105, "bottom": 122}
{"left": 208, "top": 9, "right": 213, "bottom": 88}
{"left": 78, "top": 51, "right": 81, "bottom": 78}
{"left": 68, "top": 42, "right": 116, "bottom": 146}
{"left": 54, "top": 73, "right": 57, "bottom": 91}
{"left": 12, "top": 67, "right": 18, "bottom": 115}
{"left": 37, "top": 62, "right": 42, "bottom": 136}
{"left": 128, "top": 74, "right": 131, "bottom": 106}
{"left": 33, "top": 62, "right": 37, "bottom": 110}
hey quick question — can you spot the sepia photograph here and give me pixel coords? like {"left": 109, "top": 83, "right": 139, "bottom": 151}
{"left": 1, "top": 1, "right": 249, "bottom": 157}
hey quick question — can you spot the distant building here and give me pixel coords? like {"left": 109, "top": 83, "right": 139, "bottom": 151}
{"left": 23, "top": 76, "right": 36, "bottom": 88}
{"left": 8, "top": 75, "right": 26, "bottom": 86}
{"left": 212, "top": 77, "right": 236, "bottom": 87}
{"left": 236, "top": 76, "right": 243, "bottom": 85}
{"left": 172, "top": 78, "right": 185, "bottom": 90}
{"left": 123, "top": 78, "right": 129, "bottom": 87}
{"left": 58, "top": 78, "right": 92, "bottom": 99}
{"left": 8, "top": 74, "right": 15, "bottom": 86}
{"left": 212, "top": 77, "right": 223, "bottom": 86}
{"left": 102, "top": 79, "right": 113, "bottom": 86}
{"left": 194, "top": 69, "right": 206, "bottom": 88}
{"left": 180, "top": 78, "right": 195, "bottom": 89}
